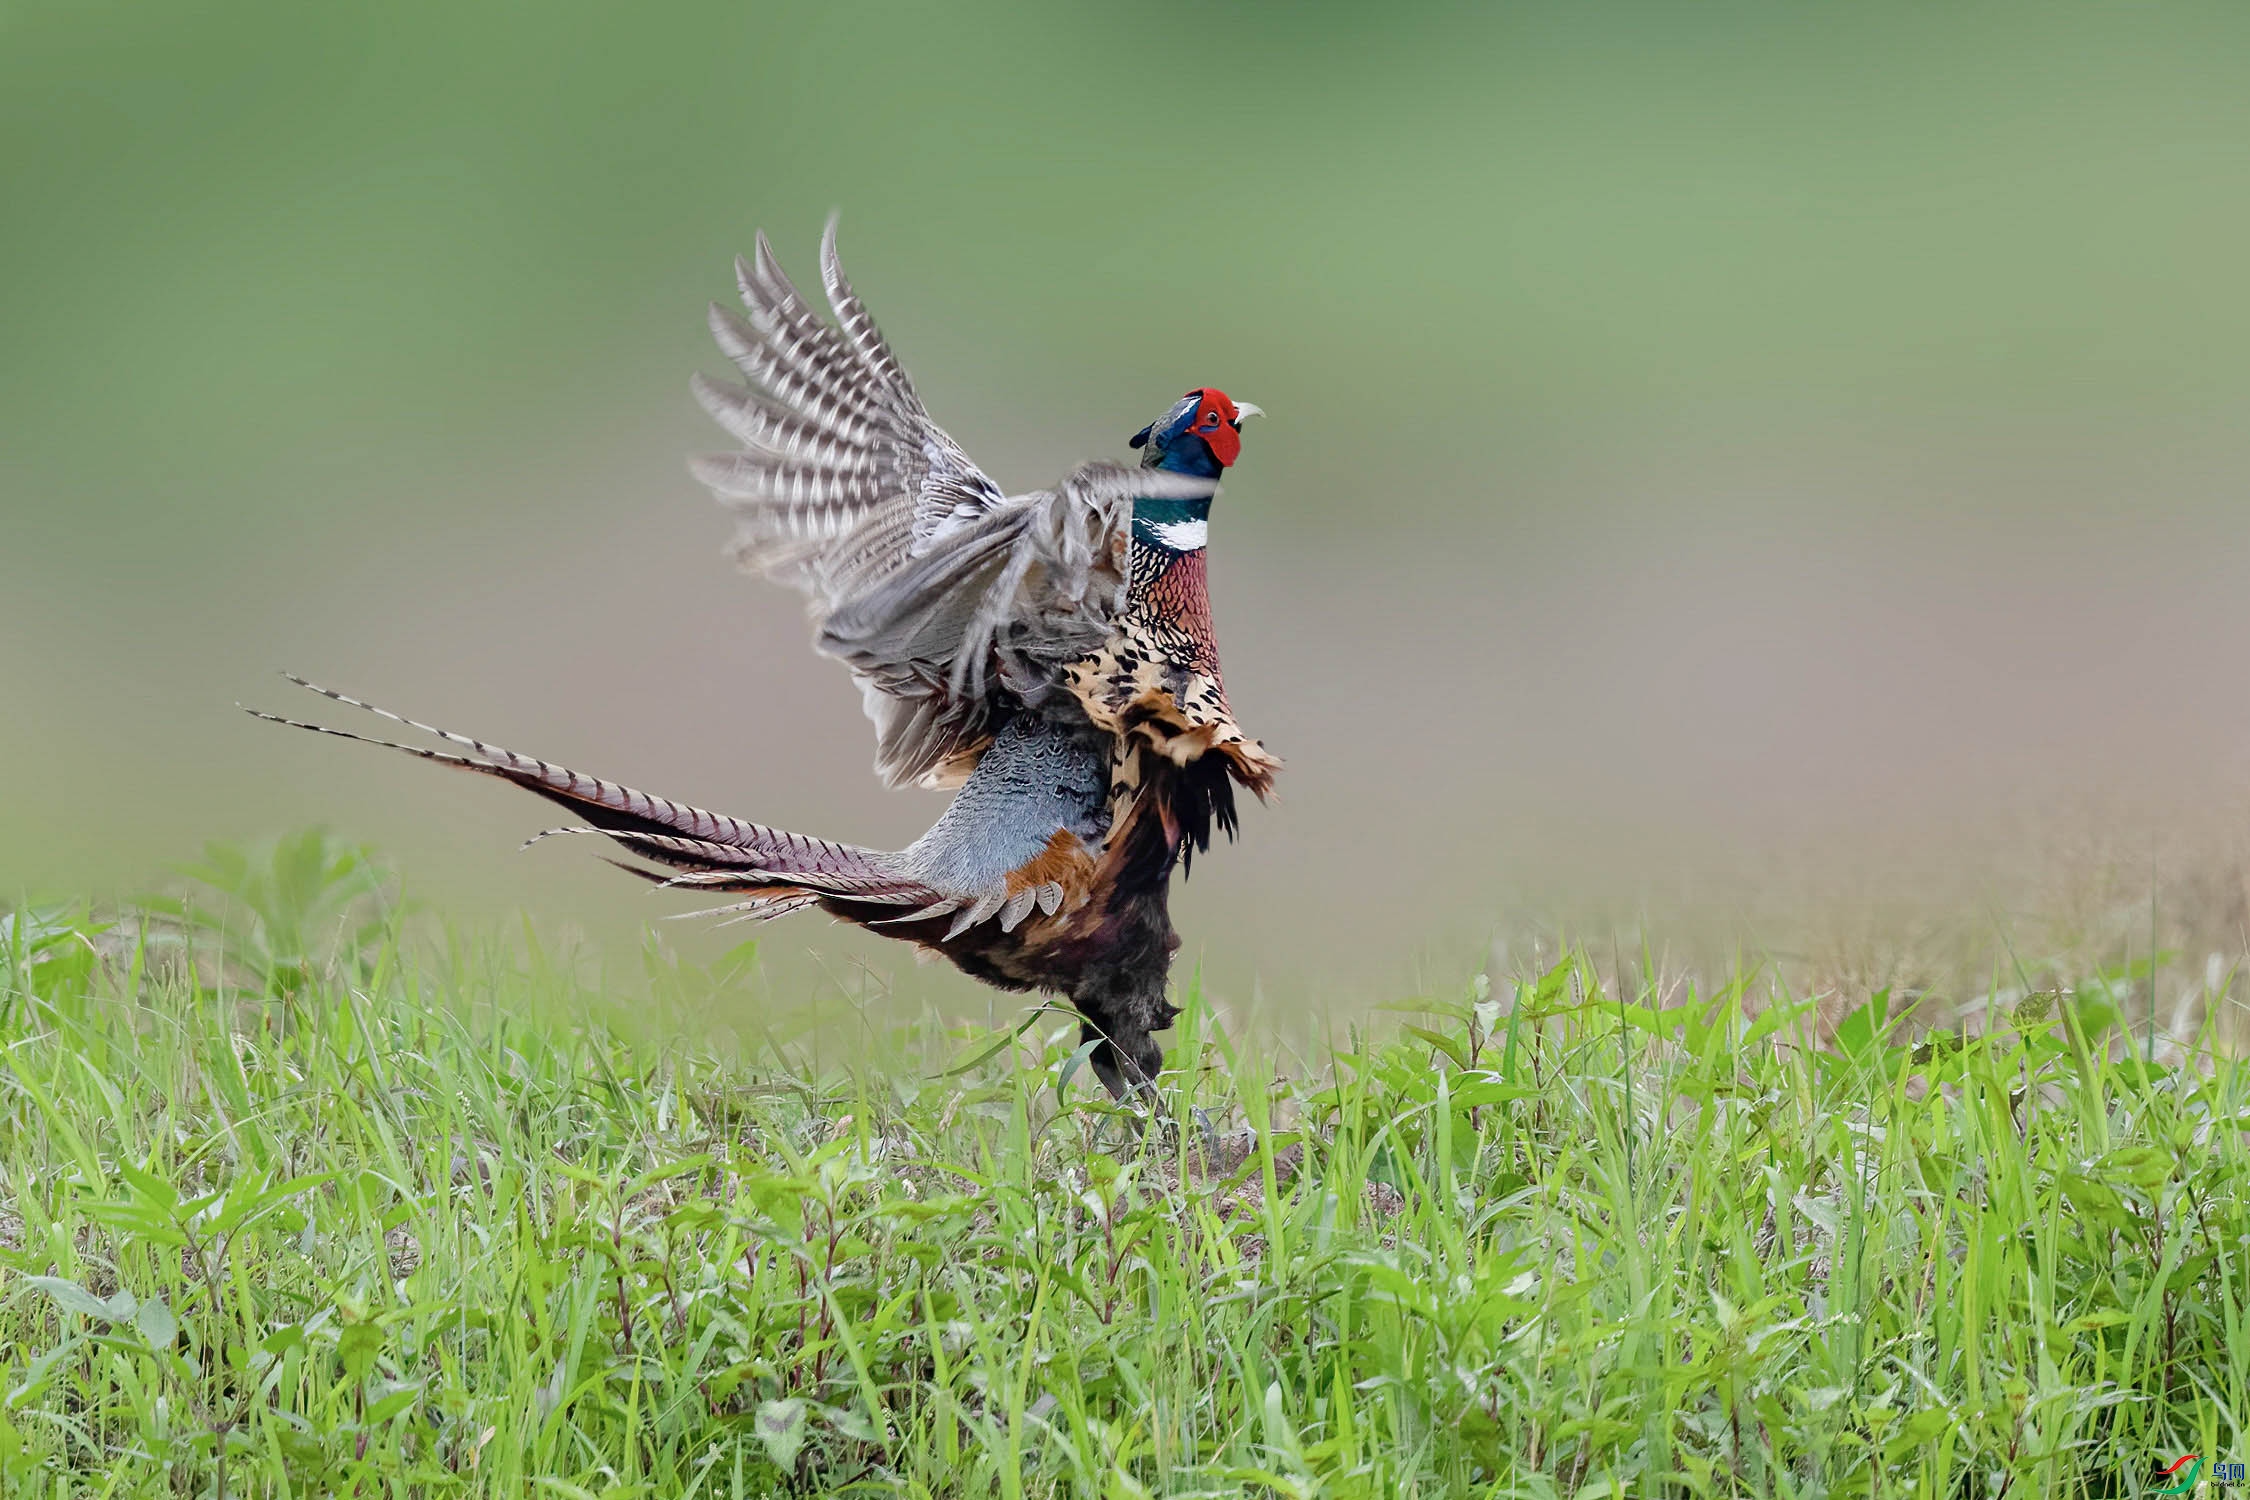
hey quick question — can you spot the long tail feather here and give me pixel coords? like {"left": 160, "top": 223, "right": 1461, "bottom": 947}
{"left": 248, "top": 677, "right": 931, "bottom": 900}
{"left": 247, "top": 676, "right": 1084, "bottom": 949}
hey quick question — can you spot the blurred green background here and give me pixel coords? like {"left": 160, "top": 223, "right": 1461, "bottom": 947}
{"left": 8, "top": 0, "right": 2250, "bottom": 1011}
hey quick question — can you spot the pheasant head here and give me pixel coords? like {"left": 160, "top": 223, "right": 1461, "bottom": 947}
{"left": 1129, "top": 387, "right": 1263, "bottom": 478}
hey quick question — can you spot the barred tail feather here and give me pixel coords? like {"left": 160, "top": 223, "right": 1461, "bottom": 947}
{"left": 247, "top": 677, "right": 930, "bottom": 902}
{"left": 249, "top": 675, "right": 1095, "bottom": 948}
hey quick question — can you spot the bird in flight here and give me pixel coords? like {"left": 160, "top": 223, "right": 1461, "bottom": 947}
{"left": 254, "top": 220, "right": 1275, "bottom": 1099}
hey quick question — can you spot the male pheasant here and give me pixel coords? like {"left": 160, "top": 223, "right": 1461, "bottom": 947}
{"left": 255, "top": 221, "right": 1275, "bottom": 1098}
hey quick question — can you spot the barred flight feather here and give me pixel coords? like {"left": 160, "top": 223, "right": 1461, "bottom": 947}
{"left": 688, "top": 453, "right": 889, "bottom": 513}
{"left": 742, "top": 237, "right": 887, "bottom": 411}
{"left": 689, "top": 374, "right": 878, "bottom": 470}
{"left": 705, "top": 304, "right": 878, "bottom": 445}
{"left": 819, "top": 216, "right": 919, "bottom": 402}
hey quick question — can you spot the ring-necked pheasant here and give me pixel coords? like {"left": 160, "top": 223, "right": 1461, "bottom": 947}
{"left": 253, "top": 220, "right": 1276, "bottom": 1099}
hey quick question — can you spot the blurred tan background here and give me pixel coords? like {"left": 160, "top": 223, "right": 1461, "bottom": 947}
{"left": 7, "top": 1, "right": 2250, "bottom": 1028}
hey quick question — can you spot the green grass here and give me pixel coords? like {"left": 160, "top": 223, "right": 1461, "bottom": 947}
{"left": 3, "top": 834, "right": 2247, "bottom": 1497}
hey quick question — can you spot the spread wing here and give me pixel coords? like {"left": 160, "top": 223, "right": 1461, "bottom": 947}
{"left": 689, "top": 217, "right": 1006, "bottom": 588}
{"left": 689, "top": 219, "right": 1216, "bottom": 789}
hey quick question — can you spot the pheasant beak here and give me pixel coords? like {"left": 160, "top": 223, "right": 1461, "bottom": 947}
{"left": 1232, "top": 402, "right": 1265, "bottom": 423}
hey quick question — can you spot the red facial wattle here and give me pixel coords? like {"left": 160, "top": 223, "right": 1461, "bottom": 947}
{"left": 1192, "top": 388, "right": 1242, "bottom": 468}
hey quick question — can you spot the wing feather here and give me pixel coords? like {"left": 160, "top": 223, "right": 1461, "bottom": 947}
{"left": 690, "top": 218, "right": 1217, "bottom": 788}
{"left": 820, "top": 216, "right": 919, "bottom": 401}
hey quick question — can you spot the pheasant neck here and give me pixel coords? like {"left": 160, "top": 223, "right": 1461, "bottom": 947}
{"left": 1131, "top": 496, "right": 1211, "bottom": 554}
